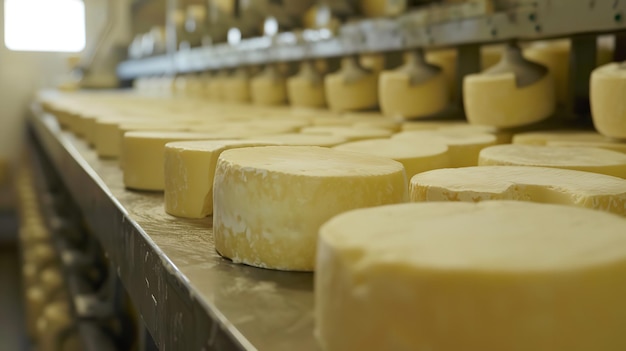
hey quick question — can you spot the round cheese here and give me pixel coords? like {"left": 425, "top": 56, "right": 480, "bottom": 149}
{"left": 325, "top": 58, "right": 379, "bottom": 112}
{"left": 463, "top": 72, "right": 555, "bottom": 128}
{"left": 379, "top": 69, "right": 448, "bottom": 119}
{"left": 512, "top": 130, "right": 609, "bottom": 146}
{"left": 251, "top": 67, "right": 288, "bottom": 106}
{"left": 410, "top": 165, "right": 626, "bottom": 216}
{"left": 164, "top": 140, "right": 277, "bottom": 218}
{"left": 591, "top": 62, "right": 626, "bottom": 139}
{"left": 479, "top": 144, "right": 626, "bottom": 178}
{"left": 316, "top": 201, "right": 626, "bottom": 351}
{"left": 123, "top": 131, "right": 231, "bottom": 191}
{"left": 213, "top": 146, "right": 407, "bottom": 271}
{"left": 301, "top": 126, "right": 392, "bottom": 141}
{"left": 393, "top": 130, "right": 497, "bottom": 167}
{"left": 333, "top": 139, "right": 449, "bottom": 179}
{"left": 244, "top": 133, "right": 348, "bottom": 147}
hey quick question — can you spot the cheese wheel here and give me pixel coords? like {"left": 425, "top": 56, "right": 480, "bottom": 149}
{"left": 223, "top": 72, "right": 251, "bottom": 103}
{"left": 358, "top": 0, "right": 406, "bottom": 18}
{"left": 525, "top": 39, "right": 614, "bottom": 106}
{"left": 591, "top": 63, "right": 626, "bottom": 139}
{"left": 393, "top": 130, "right": 497, "bottom": 167}
{"left": 512, "top": 130, "right": 609, "bottom": 145}
{"left": 425, "top": 49, "right": 457, "bottom": 100}
{"left": 464, "top": 72, "right": 555, "bottom": 128}
{"left": 316, "top": 201, "right": 626, "bottom": 351}
{"left": 479, "top": 144, "right": 626, "bottom": 178}
{"left": 325, "top": 57, "right": 378, "bottom": 112}
{"left": 410, "top": 166, "right": 626, "bottom": 216}
{"left": 251, "top": 66, "right": 288, "bottom": 106}
{"left": 334, "top": 139, "right": 449, "bottom": 179}
{"left": 547, "top": 140, "right": 626, "bottom": 154}
{"left": 379, "top": 69, "right": 448, "bottom": 119}
{"left": 244, "top": 133, "right": 348, "bottom": 147}
{"left": 301, "top": 126, "right": 392, "bottom": 141}
{"left": 213, "top": 146, "right": 407, "bottom": 271}
{"left": 123, "top": 131, "right": 231, "bottom": 190}
{"left": 287, "top": 61, "right": 326, "bottom": 108}
{"left": 164, "top": 140, "right": 277, "bottom": 218}
{"left": 401, "top": 120, "right": 468, "bottom": 131}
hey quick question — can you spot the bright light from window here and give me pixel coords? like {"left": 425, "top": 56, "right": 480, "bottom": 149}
{"left": 4, "top": 0, "right": 86, "bottom": 52}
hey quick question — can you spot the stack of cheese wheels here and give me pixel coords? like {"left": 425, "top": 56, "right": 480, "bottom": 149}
{"left": 325, "top": 56, "right": 379, "bottom": 112}
{"left": 479, "top": 144, "right": 626, "bottom": 178}
{"left": 410, "top": 166, "right": 626, "bottom": 216}
{"left": 164, "top": 140, "right": 277, "bottom": 218}
{"left": 333, "top": 138, "right": 449, "bottom": 179}
{"left": 316, "top": 201, "right": 626, "bottom": 351}
{"left": 287, "top": 61, "right": 326, "bottom": 108}
{"left": 393, "top": 130, "right": 497, "bottom": 167}
{"left": 212, "top": 146, "right": 407, "bottom": 271}
{"left": 591, "top": 62, "right": 626, "bottom": 139}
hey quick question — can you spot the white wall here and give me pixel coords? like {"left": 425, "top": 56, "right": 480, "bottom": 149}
{"left": 0, "top": 0, "right": 109, "bottom": 161}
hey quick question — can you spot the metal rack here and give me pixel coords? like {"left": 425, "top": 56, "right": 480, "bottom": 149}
{"left": 118, "top": 0, "right": 626, "bottom": 79}
{"left": 28, "top": 106, "right": 318, "bottom": 351}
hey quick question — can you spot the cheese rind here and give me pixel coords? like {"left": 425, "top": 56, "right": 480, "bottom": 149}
{"left": 164, "top": 140, "right": 276, "bottom": 218}
{"left": 213, "top": 146, "right": 407, "bottom": 271}
{"left": 316, "top": 201, "right": 626, "bottom": 351}
{"left": 410, "top": 165, "right": 626, "bottom": 216}
{"left": 479, "top": 144, "right": 626, "bottom": 178}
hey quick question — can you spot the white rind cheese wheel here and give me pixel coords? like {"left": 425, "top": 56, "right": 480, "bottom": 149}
{"left": 410, "top": 166, "right": 626, "bottom": 216}
{"left": 591, "top": 63, "right": 626, "bottom": 139}
{"left": 316, "top": 201, "right": 626, "bottom": 351}
{"left": 213, "top": 146, "right": 407, "bottom": 271}
{"left": 164, "top": 140, "right": 276, "bottom": 218}
{"left": 479, "top": 144, "right": 626, "bottom": 178}
{"left": 123, "top": 131, "right": 229, "bottom": 191}
{"left": 463, "top": 72, "right": 555, "bottom": 128}
{"left": 379, "top": 70, "right": 448, "bottom": 119}
{"left": 333, "top": 139, "right": 449, "bottom": 179}
{"left": 393, "top": 130, "right": 497, "bottom": 167}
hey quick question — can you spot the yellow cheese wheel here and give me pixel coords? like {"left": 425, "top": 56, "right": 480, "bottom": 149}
{"left": 164, "top": 140, "right": 277, "bottom": 218}
{"left": 410, "top": 165, "right": 626, "bottom": 216}
{"left": 316, "top": 201, "right": 626, "bottom": 351}
{"left": 213, "top": 146, "right": 407, "bottom": 271}
{"left": 479, "top": 144, "right": 626, "bottom": 178}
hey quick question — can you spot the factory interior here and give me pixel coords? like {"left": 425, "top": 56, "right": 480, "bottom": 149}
{"left": 2, "top": 0, "right": 626, "bottom": 350}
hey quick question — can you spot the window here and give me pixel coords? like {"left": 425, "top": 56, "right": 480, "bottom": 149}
{"left": 4, "top": 0, "right": 85, "bottom": 52}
